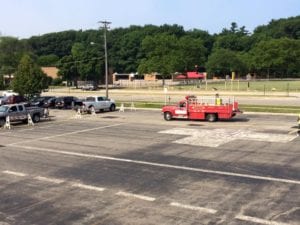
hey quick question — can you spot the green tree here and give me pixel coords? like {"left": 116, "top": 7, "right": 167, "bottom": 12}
{"left": 57, "top": 55, "right": 79, "bottom": 84}
{"left": 206, "top": 48, "right": 247, "bottom": 77}
{"left": 138, "top": 34, "right": 180, "bottom": 77}
{"left": 138, "top": 33, "right": 207, "bottom": 77}
{"left": 248, "top": 38, "right": 300, "bottom": 78}
{"left": 0, "top": 74, "right": 4, "bottom": 90}
{"left": 0, "top": 36, "right": 27, "bottom": 79}
{"left": 37, "top": 54, "right": 59, "bottom": 66}
{"left": 12, "top": 55, "right": 49, "bottom": 97}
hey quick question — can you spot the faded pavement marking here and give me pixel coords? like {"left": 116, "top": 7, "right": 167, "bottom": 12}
{"left": 159, "top": 128, "right": 297, "bottom": 147}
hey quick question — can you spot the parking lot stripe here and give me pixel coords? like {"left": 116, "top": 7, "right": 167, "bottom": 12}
{"left": 235, "top": 214, "right": 291, "bottom": 225}
{"left": 7, "top": 123, "right": 126, "bottom": 146}
{"left": 170, "top": 202, "right": 217, "bottom": 214}
{"left": 116, "top": 191, "right": 156, "bottom": 202}
{"left": 10, "top": 145, "right": 300, "bottom": 185}
{"left": 2, "top": 170, "right": 27, "bottom": 177}
{"left": 34, "top": 176, "right": 64, "bottom": 184}
{"left": 71, "top": 183, "right": 105, "bottom": 192}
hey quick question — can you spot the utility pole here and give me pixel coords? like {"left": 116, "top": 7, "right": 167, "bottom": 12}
{"left": 99, "top": 20, "right": 111, "bottom": 98}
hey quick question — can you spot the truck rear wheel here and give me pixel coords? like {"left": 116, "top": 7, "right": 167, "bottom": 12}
{"left": 32, "top": 114, "right": 40, "bottom": 123}
{"left": 164, "top": 112, "right": 172, "bottom": 121}
{"left": 206, "top": 113, "right": 217, "bottom": 122}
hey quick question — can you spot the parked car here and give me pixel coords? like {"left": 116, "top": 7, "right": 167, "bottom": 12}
{"left": 55, "top": 96, "right": 83, "bottom": 109}
{"left": 0, "top": 95, "right": 28, "bottom": 105}
{"left": 44, "top": 97, "right": 57, "bottom": 108}
{"left": 82, "top": 96, "right": 116, "bottom": 113}
{"left": 81, "top": 84, "right": 98, "bottom": 91}
{"left": 29, "top": 96, "right": 55, "bottom": 108}
{"left": 0, "top": 103, "right": 47, "bottom": 126}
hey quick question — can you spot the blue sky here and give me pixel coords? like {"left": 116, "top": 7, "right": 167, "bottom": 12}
{"left": 1, "top": 0, "right": 299, "bottom": 38}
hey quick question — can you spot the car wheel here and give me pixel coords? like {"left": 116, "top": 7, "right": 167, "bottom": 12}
{"left": 206, "top": 113, "right": 217, "bottom": 122}
{"left": 0, "top": 118, "right": 5, "bottom": 127}
{"left": 164, "top": 112, "right": 172, "bottom": 121}
{"left": 32, "top": 114, "right": 40, "bottom": 123}
{"left": 110, "top": 104, "right": 116, "bottom": 111}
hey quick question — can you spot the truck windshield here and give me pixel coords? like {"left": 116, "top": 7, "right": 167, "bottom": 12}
{"left": 86, "top": 97, "right": 96, "bottom": 101}
{"left": 0, "top": 106, "right": 9, "bottom": 112}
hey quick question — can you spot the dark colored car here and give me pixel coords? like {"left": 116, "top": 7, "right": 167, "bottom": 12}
{"left": 30, "top": 96, "right": 56, "bottom": 108}
{"left": 44, "top": 97, "right": 57, "bottom": 108}
{"left": 0, "top": 95, "right": 27, "bottom": 105}
{"left": 55, "top": 96, "right": 83, "bottom": 109}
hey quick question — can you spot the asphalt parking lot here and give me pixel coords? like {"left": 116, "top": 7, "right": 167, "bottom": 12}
{"left": 0, "top": 109, "right": 299, "bottom": 225}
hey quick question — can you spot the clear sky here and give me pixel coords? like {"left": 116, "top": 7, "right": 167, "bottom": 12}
{"left": 0, "top": 0, "right": 299, "bottom": 38}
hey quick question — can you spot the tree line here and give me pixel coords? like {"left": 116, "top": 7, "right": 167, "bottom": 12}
{"left": 0, "top": 16, "right": 299, "bottom": 93}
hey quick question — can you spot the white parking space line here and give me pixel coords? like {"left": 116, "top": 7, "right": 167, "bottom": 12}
{"left": 34, "top": 176, "right": 64, "bottom": 184}
{"left": 116, "top": 191, "right": 156, "bottom": 202}
{"left": 2, "top": 170, "right": 27, "bottom": 177}
{"left": 170, "top": 202, "right": 217, "bottom": 214}
{"left": 10, "top": 145, "right": 300, "bottom": 185}
{"left": 7, "top": 123, "right": 126, "bottom": 146}
{"left": 71, "top": 183, "right": 105, "bottom": 192}
{"left": 235, "top": 214, "right": 291, "bottom": 225}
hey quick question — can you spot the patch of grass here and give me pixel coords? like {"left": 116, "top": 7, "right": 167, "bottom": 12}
{"left": 170, "top": 80, "right": 300, "bottom": 92}
{"left": 239, "top": 104, "right": 300, "bottom": 114}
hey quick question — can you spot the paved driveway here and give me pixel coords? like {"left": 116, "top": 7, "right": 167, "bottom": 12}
{"left": 0, "top": 110, "right": 299, "bottom": 225}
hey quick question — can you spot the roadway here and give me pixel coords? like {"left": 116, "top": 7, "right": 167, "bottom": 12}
{"left": 0, "top": 109, "right": 299, "bottom": 225}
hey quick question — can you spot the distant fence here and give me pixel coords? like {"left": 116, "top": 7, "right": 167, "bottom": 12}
{"left": 114, "top": 79, "right": 180, "bottom": 87}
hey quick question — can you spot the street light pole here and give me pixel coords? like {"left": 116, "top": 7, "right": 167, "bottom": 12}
{"left": 99, "top": 20, "right": 111, "bottom": 98}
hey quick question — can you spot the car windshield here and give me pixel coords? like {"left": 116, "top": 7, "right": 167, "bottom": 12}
{"left": 31, "top": 97, "right": 44, "bottom": 102}
{"left": 0, "top": 105, "right": 9, "bottom": 112}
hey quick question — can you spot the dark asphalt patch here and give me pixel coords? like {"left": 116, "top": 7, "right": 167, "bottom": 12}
{"left": 0, "top": 145, "right": 5, "bottom": 147}
{"left": 188, "top": 124, "right": 203, "bottom": 126}
{"left": 102, "top": 116, "right": 119, "bottom": 119}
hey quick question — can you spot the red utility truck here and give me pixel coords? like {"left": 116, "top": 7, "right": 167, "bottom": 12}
{"left": 162, "top": 95, "right": 241, "bottom": 122}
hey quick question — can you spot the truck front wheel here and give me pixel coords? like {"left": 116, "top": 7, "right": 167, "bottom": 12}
{"left": 110, "top": 104, "right": 116, "bottom": 111}
{"left": 164, "top": 112, "right": 172, "bottom": 121}
{"left": 0, "top": 118, "right": 5, "bottom": 127}
{"left": 206, "top": 113, "right": 217, "bottom": 122}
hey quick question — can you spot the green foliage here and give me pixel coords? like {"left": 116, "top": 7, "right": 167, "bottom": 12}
{"left": 12, "top": 55, "right": 49, "bottom": 97}
{"left": 206, "top": 49, "right": 246, "bottom": 77}
{"left": 248, "top": 38, "right": 300, "bottom": 77}
{"left": 56, "top": 55, "right": 78, "bottom": 82}
{"left": 138, "top": 33, "right": 207, "bottom": 75}
{"left": 37, "top": 54, "right": 59, "bottom": 66}
{"left": 0, "top": 75, "right": 4, "bottom": 90}
{"left": 0, "top": 36, "right": 28, "bottom": 75}
{"left": 51, "top": 77, "right": 63, "bottom": 86}
{"left": 1, "top": 17, "right": 300, "bottom": 82}
{"left": 254, "top": 16, "right": 300, "bottom": 39}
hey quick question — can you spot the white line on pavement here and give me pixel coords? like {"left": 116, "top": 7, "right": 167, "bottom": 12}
{"left": 235, "top": 214, "right": 291, "bottom": 225}
{"left": 170, "top": 202, "right": 217, "bottom": 214}
{"left": 7, "top": 123, "right": 126, "bottom": 146}
{"left": 71, "top": 183, "right": 105, "bottom": 192}
{"left": 116, "top": 191, "right": 156, "bottom": 202}
{"left": 2, "top": 170, "right": 27, "bottom": 177}
{"left": 10, "top": 145, "right": 300, "bottom": 185}
{"left": 34, "top": 176, "right": 64, "bottom": 184}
